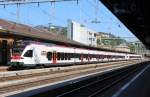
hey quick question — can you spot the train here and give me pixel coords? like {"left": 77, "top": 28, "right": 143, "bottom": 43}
{"left": 10, "top": 40, "right": 143, "bottom": 68}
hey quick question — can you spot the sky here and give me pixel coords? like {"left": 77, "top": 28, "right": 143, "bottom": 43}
{"left": 0, "top": 0, "right": 138, "bottom": 42}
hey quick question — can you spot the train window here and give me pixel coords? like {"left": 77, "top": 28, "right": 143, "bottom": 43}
{"left": 103, "top": 55, "right": 105, "bottom": 59}
{"left": 60, "top": 53, "right": 64, "bottom": 60}
{"left": 109, "top": 55, "right": 112, "bottom": 58}
{"left": 66, "top": 53, "right": 69, "bottom": 60}
{"left": 74, "top": 53, "right": 78, "bottom": 58}
{"left": 70, "top": 53, "right": 73, "bottom": 58}
{"left": 94, "top": 55, "right": 97, "bottom": 58}
{"left": 72, "top": 53, "right": 75, "bottom": 58}
{"left": 67, "top": 53, "right": 70, "bottom": 60}
{"left": 67, "top": 53, "right": 69, "bottom": 60}
{"left": 96, "top": 55, "right": 99, "bottom": 59}
{"left": 74, "top": 53, "right": 80, "bottom": 59}
{"left": 77, "top": 54, "right": 80, "bottom": 58}
{"left": 24, "top": 50, "right": 33, "bottom": 57}
{"left": 104, "top": 55, "right": 106, "bottom": 58}
{"left": 68, "top": 53, "right": 71, "bottom": 60}
{"left": 74, "top": 53, "right": 77, "bottom": 58}
{"left": 100, "top": 55, "right": 103, "bottom": 58}
{"left": 99, "top": 55, "right": 101, "bottom": 58}
{"left": 83, "top": 54, "right": 87, "bottom": 58}
{"left": 71, "top": 53, "right": 74, "bottom": 58}
{"left": 64, "top": 53, "right": 67, "bottom": 60}
{"left": 68, "top": 53, "right": 71, "bottom": 58}
{"left": 57, "top": 52, "right": 61, "bottom": 60}
{"left": 92, "top": 54, "right": 94, "bottom": 58}
{"left": 47, "top": 52, "right": 52, "bottom": 60}
{"left": 99, "top": 55, "right": 102, "bottom": 59}
{"left": 79, "top": 54, "right": 81, "bottom": 60}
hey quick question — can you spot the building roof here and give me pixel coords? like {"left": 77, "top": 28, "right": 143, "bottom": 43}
{"left": 0, "top": 19, "right": 134, "bottom": 54}
{"left": 0, "top": 19, "right": 84, "bottom": 46}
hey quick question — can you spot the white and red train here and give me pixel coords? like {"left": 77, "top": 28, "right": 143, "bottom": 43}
{"left": 10, "top": 40, "right": 143, "bottom": 67}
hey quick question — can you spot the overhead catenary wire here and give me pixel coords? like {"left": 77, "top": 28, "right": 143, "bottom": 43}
{"left": 86, "top": 0, "right": 122, "bottom": 27}
{"left": 37, "top": 4, "right": 66, "bottom": 25}
{"left": 88, "top": 0, "right": 130, "bottom": 40}
{"left": 16, "top": 4, "right": 20, "bottom": 23}
{"left": 2, "top": 7, "right": 16, "bottom": 16}
{"left": 77, "top": 3, "right": 92, "bottom": 24}
{"left": 0, "top": 0, "right": 79, "bottom": 5}
{"left": 0, "top": 5, "right": 22, "bottom": 23}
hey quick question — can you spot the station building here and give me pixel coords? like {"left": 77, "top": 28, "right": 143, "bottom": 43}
{"left": 0, "top": 38, "right": 13, "bottom": 65}
{"left": 0, "top": 19, "right": 133, "bottom": 66}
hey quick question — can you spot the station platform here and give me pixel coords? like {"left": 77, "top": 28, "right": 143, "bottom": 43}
{"left": 0, "top": 66, "right": 9, "bottom": 71}
{"left": 113, "top": 63, "right": 150, "bottom": 97}
{"left": 1, "top": 61, "right": 149, "bottom": 97}
{"left": 94, "top": 62, "right": 150, "bottom": 97}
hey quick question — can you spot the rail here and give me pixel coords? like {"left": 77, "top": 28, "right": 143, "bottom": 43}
{"left": 0, "top": 60, "right": 147, "bottom": 96}
{"left": 56, "top": 64, "right": 141, "bottom": 97}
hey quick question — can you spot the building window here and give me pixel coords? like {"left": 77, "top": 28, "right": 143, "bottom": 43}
{"left": 89, "top": 32, "right": 92, "bottom": 35}
{"left": 94, "top": 33, "right": 97, "bottom": 37}
{"left": 89, "top": 38, "right": 92, "bottom": 40}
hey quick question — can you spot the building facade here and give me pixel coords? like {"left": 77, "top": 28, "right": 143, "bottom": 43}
{"left": 133, "top": 41, "right": 150, "bottom": 56}
{"left": 113, "top": 43, "right": 131, "bottom": 52}
{"left": 96, "top": 32, "right": 112, "bottom": 46}
{"left": 67, "top": 20, "right": 97, "bottom": 46}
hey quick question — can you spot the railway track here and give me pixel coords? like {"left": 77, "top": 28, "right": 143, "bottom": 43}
{"left": 0, "top": 61, "right": 137, "bottom": 82}
{"left": 0, "top": 60, "right": 146, "bottom": 96}
{"left": 35, "top": 62, "right": 147, "bottom": 97}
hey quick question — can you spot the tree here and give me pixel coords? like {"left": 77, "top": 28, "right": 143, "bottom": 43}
{"left": 127, "top": 43, "right": 135, "bottom": 53}
{"left": 61, "top": 28, "right": 67, "bottom": 36}
{"left": 97, "top": 39, "right": 101, "bottom": 45}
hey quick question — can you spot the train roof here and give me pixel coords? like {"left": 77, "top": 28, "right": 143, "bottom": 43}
{"left": 0, "top": 19, "right": 134, "bottom": 54}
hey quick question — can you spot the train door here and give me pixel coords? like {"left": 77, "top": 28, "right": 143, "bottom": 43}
{"left": 52, "top": 51, "right": 57, "bottom": 64}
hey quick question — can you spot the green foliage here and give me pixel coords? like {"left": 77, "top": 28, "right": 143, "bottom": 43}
{"left": 50, "top": 28, "right": 57, "bottom": 33}
{"left": 97, "top": 39, "right": 101, "bottom": 45}
{"left": 61, "top": 28, "right": 67, "bottom": 36}
{"left": 50, "top": 27, "right": 67, "bottom": 37}
{"left": 127, "top": 43, "right": 135, "bottom": 53}
{"left": 100, "top": 37, "right": 126, "bottom": 46}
